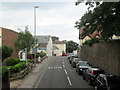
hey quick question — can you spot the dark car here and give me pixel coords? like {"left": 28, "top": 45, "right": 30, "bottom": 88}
{"left": 71, "top": 58, "right": 81, "bottom": 68}
{"left": 76, "top": 61, "right": 91, "bottom": 75}
{"left": 82, "top": 67, "right": 105, "bottom": 85}
{"left": 95, "top": 74, "right": 120, "bottom": 90}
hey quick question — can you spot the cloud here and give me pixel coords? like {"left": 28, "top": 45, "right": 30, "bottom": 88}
{"left": 1, "top": 2, "right": 87, "bottom": 43}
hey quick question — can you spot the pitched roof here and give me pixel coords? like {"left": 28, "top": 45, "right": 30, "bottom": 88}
{"left": 38, "top": 43, "right": 47, "bottom": 48}
{"left": 52, "top": 45, "right": 59, "bottom": 50}
{"left": 36, "top": 35, "right": 50, "bottom": 44}
{"left": 53, "top": 40, "right": 65, "bottom": 44}
{"left": 79, "top": 26, "right": 101, "bottom": 39}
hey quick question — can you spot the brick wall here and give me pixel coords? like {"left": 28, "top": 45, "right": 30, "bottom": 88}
{"left": 80, "top": 40, "right": 120, "bottom": 76}
{"left": 2, "top": 28, "right": 18, "bottom": 58}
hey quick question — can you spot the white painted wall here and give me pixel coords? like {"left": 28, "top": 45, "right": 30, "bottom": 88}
{"left": 46, "top": 36, "right": 53, "bottom": 56}
{"left": 53, "top": 44, "right": 66, "bottom": 56}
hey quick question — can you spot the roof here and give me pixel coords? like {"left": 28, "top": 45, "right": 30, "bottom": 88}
{"left": 36, "top": 35, "right": 50, "bottom": 44}
{"left": 79, "top": 26, "right": 101, "bottom": 39}
{"left": 38, "top": 43, "right": 47, "bottom": 48}
{"left": 53, "top": 40, "right": 65, "bottom": 44}
{"left": 1, "top": 27, "right": 18, "bottom": 34}
{"left": 52, "top": 45, "right": 59, "bottom": 50}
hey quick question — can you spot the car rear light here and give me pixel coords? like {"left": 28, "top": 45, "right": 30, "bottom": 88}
{"left": 91, "top": 71, "right": 94, "bottom": 75}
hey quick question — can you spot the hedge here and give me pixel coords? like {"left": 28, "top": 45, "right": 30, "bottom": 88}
{"left": 4, "top": 58, "right": 20, "bottom": 66}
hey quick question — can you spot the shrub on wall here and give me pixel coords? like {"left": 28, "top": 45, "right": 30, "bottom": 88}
{"left": 37, "top": 51, "right": 46, "bottom": 58}
{"left": 11, "top": 62, "right": 26, "bottom": 73}
{"left": 82, "top": 38, "right": 99, "bottom": 46}
{"left": 1, "top": 46, "right": 13, "bottom": 62}
{"left": 4, "top": 58, "right": 20, "bottom": 66}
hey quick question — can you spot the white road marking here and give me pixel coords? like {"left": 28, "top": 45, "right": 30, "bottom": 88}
{"left": 64, "top": 69, "right": 68, "bottom": 75}
{"left": 59, "top": 67, "right": 62, "bottom": 69}
{"left": 67, "top": 76, "right": 72, "bottom": 86}
{"left": 48, "top": 67, "right": 62, "bottom": 69}
{"left": 63, "top": 65, "right": 65, "bottom": 68}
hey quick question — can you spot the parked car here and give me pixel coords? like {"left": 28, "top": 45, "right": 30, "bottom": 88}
{"left": 67, "top": 53, "right": 74, "bottom": 59}
{"left": 95, "top": 74, "right": 120, "bottom": 90}
{"left": 76, "top": 61, "right": 91, "bottom": 75}
{"left": 71, "top": 58, "right": 81, "bottom": 68}
{"left": 82, "top": 67, "right": 105, "bottom": 85}
{"left": 69, "top": 55, "right": 77, "bottom": 64}
{"left": 62, "top": 53, "right": 67, "bottom": 56}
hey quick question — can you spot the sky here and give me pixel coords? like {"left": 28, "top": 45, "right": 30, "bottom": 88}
{"left": 0, "top": 0, "right": 88, "bottom": 43}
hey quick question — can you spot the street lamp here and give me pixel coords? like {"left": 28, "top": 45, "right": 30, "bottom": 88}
{"left": 34, "top": 5, "right": 39, "bottom": 67}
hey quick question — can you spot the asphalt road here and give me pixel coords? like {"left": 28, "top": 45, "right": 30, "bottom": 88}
{"left": 36, "top": 56, "right": 94, "bottom": 89}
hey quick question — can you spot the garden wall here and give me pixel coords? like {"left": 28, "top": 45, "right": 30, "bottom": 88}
{"left": 80, "top": 40, "right": 120, "bottom": 76}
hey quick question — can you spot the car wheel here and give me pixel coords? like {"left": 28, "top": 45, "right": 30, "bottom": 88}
{"left": 78, "top": 70, "right": 81, "bottom": 75}
{"left": 95, "top": 86, "right": 98, "bottom": 90}
{"left": 87, "top": 79, "right": 92, "bottom": 85}
{"left": 83, "top": 76, "right": 86, "bottom": 80}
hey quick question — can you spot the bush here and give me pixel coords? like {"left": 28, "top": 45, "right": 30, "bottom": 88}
{"left": 10, "top": 62, "right": 26, "bottom": 74}
{"left": 1, "top": 46, "right": 13, "bottom": 62}
{"left": 4, "top": 58, "right": 20, "bottom": 66}
{"left": 1, "top": 66, "right": 12, "bottom": 77}
{"left": 82, "top": 38, "right": 99, "bottom": 46}
{"left": 37, "top": 51, "right": 46, "bottom": 58}
{"left": 26, "top": 59, "right": 32, "bottom": 63}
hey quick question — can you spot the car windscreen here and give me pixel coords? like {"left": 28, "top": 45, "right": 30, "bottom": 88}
{"left": 94, "top": 70, "right": 105, "bottom": 75}
{"left": 75, "top": 59, "right": 80, "bottom": 62}
{"left": 79, "top": 62, "right": 89, "bottom": 66}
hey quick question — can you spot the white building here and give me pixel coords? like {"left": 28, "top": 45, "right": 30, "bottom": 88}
{"left": 35, "top": 35, "right": 53, "bottom": 56}
{"left": 53, "top": 40, "right": 66, "bottom": 56}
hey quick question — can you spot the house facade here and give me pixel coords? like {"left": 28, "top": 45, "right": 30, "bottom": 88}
{"left": 79, "top": 26, "right": 100, "bottom": 46}
{"left": 53, "top": 40, "right": 66, "bottom": 56}
{"left": 0, "top": 27, "right": 18, "bottom": 58}
{"left": 36, "top": 35, "right": 53, "bottom": 56}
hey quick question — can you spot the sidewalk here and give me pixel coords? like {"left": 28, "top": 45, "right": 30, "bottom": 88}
{"left": 10, "top": 57, "right": 48, "bottom": 88}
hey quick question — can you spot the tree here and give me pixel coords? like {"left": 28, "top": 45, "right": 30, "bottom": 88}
{"left": 75, "top": 1, "right": 120, "bottom": 40}
{"left": 15, "top": 26, "right": 35, "bottom": 52}
{"left": 1, "top": 46, "right": 13, "bottom": 62}
{"left": 65, "top": 41, "right": 78, "bottom": 53}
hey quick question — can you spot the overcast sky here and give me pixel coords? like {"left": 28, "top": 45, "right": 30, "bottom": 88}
{"left": 0, "top": 0, "right": 88, "bottom": 43}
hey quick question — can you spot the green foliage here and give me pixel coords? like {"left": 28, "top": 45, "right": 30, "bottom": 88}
{"left": 1, "top": 46, "right": 13, "bottom": 62}
{"left": 15, "top": 26, "right": 35, "bottom": 52}
{"left": 37, "top": 51, "right": 46, "bottom": 58}
{"left": 66, "top": 40, "right": 78, "bottom": 53}
{"left": 1, "top": 66, "right": 12, "bottom": 77}
{"left": 4, "top": 58, "right": 20, "bottom": 66}
{"left": 11, "top": 62, "right": 26, "bottom": 73}
{"left": 26, "top": 59, "right": 32, "bottom": 63}
{"left": 75, "top": 2, "right": 120, "bottom": 41}
{"left": 82, "top": 38, "right": 99, "bottom": 46}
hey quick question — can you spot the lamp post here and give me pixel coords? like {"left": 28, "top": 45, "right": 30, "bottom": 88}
{"left": 34, "top": 6, "right": 39, "bottom": 66}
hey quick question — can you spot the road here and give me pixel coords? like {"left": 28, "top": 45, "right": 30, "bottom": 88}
{"left": 36, "top": 56, "right": 94, "bottom": 89}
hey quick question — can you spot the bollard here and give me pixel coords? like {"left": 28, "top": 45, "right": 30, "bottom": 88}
{"left": 2, "top": 69, "right": 10, "bottom": 90}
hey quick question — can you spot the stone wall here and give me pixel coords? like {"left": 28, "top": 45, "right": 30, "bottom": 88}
{"left": 80, "top": 40, "right": 120, "bottom": 76}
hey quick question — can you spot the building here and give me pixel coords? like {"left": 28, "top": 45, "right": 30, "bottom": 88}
{"left": 0, "top": 27, "right": 18, "bottom": 58}
{"left": 53, "top": 40, "right": 66, "bottom": 56}
{"left": 35, "top": 35, "right": 53, "bottom": 56}
{"left": 79, "top": 26, "right": 100, "bottom": 46}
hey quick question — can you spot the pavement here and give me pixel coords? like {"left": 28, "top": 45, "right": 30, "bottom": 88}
{"left": 10, "top": 57, "right": 49, "bottom": 89}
